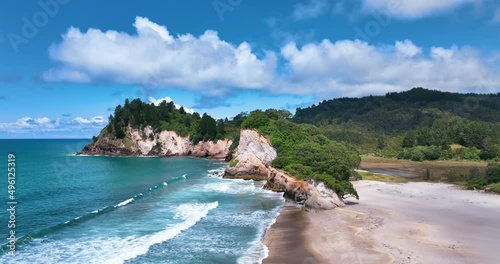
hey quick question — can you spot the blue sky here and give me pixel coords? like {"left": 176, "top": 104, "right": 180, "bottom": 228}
{"left": 1, "top": 0, "right": 500, "bottom": 138}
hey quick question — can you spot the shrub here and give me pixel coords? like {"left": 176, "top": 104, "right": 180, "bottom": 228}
{"left": 153, "top": 142, "right": 162, "bottom": 151}
{"left": 229, "top": 136, "right": 240, "bottom": 152}
{"left": 467, "top": 178, "right": 488, "bottom": 190}
{"left": 229, "top": 158, "right": 239, "bottom": 167}
{"left": 486, "top": 163, "right": 500, "bottom": 184}
{"left": 463, "top": 147, "right": 480, "bottom": 161}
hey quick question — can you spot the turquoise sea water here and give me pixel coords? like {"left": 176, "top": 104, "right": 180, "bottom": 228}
{"left": 0, "top": 139, "right": 284, "bottom": 264}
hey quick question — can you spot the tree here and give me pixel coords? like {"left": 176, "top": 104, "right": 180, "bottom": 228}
{"left": 197, "top": 113, "right": 217, "bottom": 142}
{"left": 216, "top": 119, "right": 226, "bottom": 140}
{"left": 402, "top": 131, "right": 416, "bottom": 148}
{"left": 241, "top": 110, "right": 270, "bottom": 129}
{"left": 480, "top": 144, "right": 500, "bottom": 160}
{"left": 265, "top": 109, "right": 292, "bottom": 120}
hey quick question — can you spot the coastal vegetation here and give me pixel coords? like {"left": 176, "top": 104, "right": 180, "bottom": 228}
{"left": 240, "top": 110, "right": 360, "bottom": 199}
{"left": 357, "top": 171, "right": 409, "bottom": 183}
{"left": 104, "top": 101, "right": 360, "bottom": 199}
{"left": 106, "top": 98, "right": 239, "bottom": 142}
{"left": 361, "top": 156, "right": 500, "bottom": 194}
{"left": 294, "top": 88, "right": 500, "bottom": 162}
{"left": 97, "top": 88, "right": 499, "bottom": 196}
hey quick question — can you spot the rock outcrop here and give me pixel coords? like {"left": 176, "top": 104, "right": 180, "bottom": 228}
{"left": 224, "top": 129, "right": 345, "bottom": 209}
{"left": 79, "top": 126, "right": 232, "bottom": 159}
{"left": 265, "top": 168, "right": 345, "bottom": 209}
{"left": 224, "top": 130, "right": 277, "bottom": 180}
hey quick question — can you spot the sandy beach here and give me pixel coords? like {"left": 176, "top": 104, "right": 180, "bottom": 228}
{"left": 263, "top": 181, "right": 500, "bottom": 264}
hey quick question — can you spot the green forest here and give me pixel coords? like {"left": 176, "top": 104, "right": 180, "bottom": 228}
{"left": 294, "top": 88, "right": 500, "bottom": 162}
{"left": 105, "top": 98, "right": 240, "bottom": 144}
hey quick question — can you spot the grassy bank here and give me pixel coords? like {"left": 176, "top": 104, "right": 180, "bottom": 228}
{"left": 357, "top": 171, "right": 409, "bottom": 183}
{"left": 360, "top": 157, "right": 500, "bottom": 194}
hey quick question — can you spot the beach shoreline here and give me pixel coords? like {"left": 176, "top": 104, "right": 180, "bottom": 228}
{"left": 262, "top": 206, "right": 316, "bottom": 264}
{"left": 262, "top": 180, "right": 500, "bottom": 264}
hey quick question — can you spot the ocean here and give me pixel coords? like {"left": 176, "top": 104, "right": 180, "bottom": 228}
{"left": 0, "top": 139, "right": 284, "bottom": 264}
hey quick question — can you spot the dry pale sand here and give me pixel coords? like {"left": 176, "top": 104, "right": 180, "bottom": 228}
{"left": 264, "top": 181, "right": 500, "bottom": 264}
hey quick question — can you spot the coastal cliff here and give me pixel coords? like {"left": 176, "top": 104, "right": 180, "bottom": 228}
{"left": 224, "top": 130, "right": 277, "bottom": 180}
{"left": 225, "top": 129, "right": 345, "bottom": 209}
{"left": 79, "top": 126, "right": 232, "bottom": 159}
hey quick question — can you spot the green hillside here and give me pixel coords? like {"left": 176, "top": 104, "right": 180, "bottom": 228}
{"left": 294, "top": 88, "right": 500, "bottom": 161}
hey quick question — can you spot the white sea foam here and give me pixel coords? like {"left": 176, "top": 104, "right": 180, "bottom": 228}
{"left": 115, "top": 198, "right": 134, "bottom": 208}
{"left": 95, "top": 202, "right": 219, "bottom": 264}
{"left": 163, "top": 182, "right": 168, "bottom": 186}
{"left": 207, "top": 167, "right": 225, "bottom": 177}
{"left": 3, "top": 202, "right": 219, "bottom": 264}
{"left": 181, "top": 174, "right": 187, "bottom": 179}
{"left": 202, "top": 181, "right": 258, "bottom": 195}
{"left": 237, "top": 205, "right": 284, "bottom": 264}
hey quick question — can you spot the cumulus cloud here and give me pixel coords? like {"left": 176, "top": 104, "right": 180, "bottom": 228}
{"left": 278, "top": 39, "right": 500, "bottom": 98}
{"left": 0, "top": 117, "right": 55, "bottom": 131}
{"left": 0, "top": 116, "right": 107, "bottom": 135}
{"left": 42, "top": 17, "right": 500, "bottom": 101}
{"left": 147, "top": 96, "right": 195, "bottom": 114}
{"left": 43, "top": 17, "right": 276, "bottom": 94}
{"left": 293, "top": 0, "right": 330, "bottom": 20}
{"left": 361, "top": 0, "right": 478, "bottom": 19}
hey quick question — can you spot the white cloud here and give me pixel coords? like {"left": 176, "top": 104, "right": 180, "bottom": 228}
{"left": 43, "top": 17, "right": 277, "bottom": 93}
{"left": 91, "top": 116, "right": 106, "bottom": 124}
{"left": 0, "top": 116, "right": 107, "bottom": 134}
{"left": 293, "top": 0, "right": 330, "bottom": 20}
{"left": 395, "top": 40, "right": 422, "bottom": 57}
{"left": 0, "top": 116, "right": 108, "bottom": 135}
{"left": 148, "top": 96, "right": 195, "bottom": 114}
{"left": 72, "top": 117, "right": 91, "bottom": 124}
{"left": 0, "top": 117, "right": 57, "bottom": 130}
{"left": 42, "top": 17, "right": 500, "bottom": 101}
{"left": 361, "top": 0, "right": 478, "bottom": 19}
{"left": 278, "top": 39, "right": 500, "bottom": 98}
{"left": 72, "top": 116, "right": 107, "bottom": 125}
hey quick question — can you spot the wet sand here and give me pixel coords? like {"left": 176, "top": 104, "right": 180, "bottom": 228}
{"left": 263, "top": 181, "right": 500, "bottom": 264}
{"left": 262, "top": 206, "right": 316, "bottom": 264}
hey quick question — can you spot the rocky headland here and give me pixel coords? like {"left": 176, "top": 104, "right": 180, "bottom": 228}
{"left": 78, "top": 125, "right": 232, "bottom": 159}
{"left": 81, "top": 127, "right": 346, "bottom": 210}
{"left": 224, "top": 129, "right": 345, "bottom": 210}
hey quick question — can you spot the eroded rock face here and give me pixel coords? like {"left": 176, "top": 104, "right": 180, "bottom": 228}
{"left": 79, "top": 126, "right": 232, "bottom": 159}
{"left": 265, "top": 168, "right": 345, "bottom": 210}
{"left": 237, "top": 130, "right": 277, "bottom": 165}
{"left": 224, "top": 129, "right": 277, "bottom": 180}
{"left": 224, "top": 129, "right": 345, "bottom": 210}
{"left": 305, "top": 180, "right": 345, "bottom": 209}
